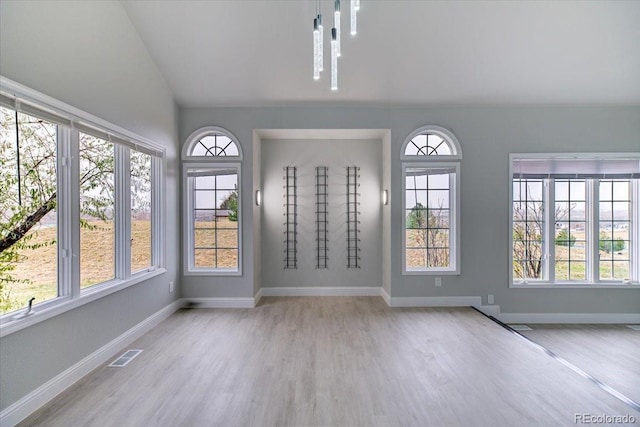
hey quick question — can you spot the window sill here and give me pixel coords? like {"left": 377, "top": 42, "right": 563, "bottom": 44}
{"left": 403, "top": 269, "right": 460, "bottom": 276}
{"left": 184, "top": 269, "right": 242, "bottom": 277}
{"left": 510, "top": 282, "right": 639, "bottom": 289}
{"left": 0, "top": 268, "right": 166, "bottom": 338}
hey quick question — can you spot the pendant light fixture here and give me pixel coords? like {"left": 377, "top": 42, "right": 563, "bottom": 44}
{"left": 312, "top": 0, "right": 362, "bottom": 91}
{"left": 350, "top": 0, "right": 357, "bottom": 35}
{"left": 318, "top": 13, "right": 324, "bottom": 72}
{"left": 334, "top": 0, "right": 341, "bottom": 57}
{"left": 331, "top": 27, "right": 338, "bottom": 91}
{"left": 313, "top": 17, "right": 320, "bottom": 80}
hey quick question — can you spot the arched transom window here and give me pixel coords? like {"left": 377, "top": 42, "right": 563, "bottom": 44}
{"left": 182, "top": 126, "right": 243, "bottom": 160}
{"left": 402, "top": 125, "right": 461, "bottom": 159}
{"left": 405, "top": 133, "right": 451, "bottom": 156}
{"left": 192, "top": 134, "right": 239, "bottom": 157}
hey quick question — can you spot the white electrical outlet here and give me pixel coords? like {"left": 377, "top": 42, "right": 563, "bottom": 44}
{"left": 169, "top": 281, "right": 174, "bottom": 293}
{"left": 488, "top": 294, "right": 494, "bottom": 304}
{"left": 435, "top": 277, "right": 442, "bottom": 287}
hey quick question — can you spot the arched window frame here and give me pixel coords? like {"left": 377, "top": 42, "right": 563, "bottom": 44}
{"left": 182, "top": 126, "right": 243, "bottom": 161}
{"left": 401, "top": 125, "right": 462, "bottom": 161}
{"left": 182, "top": 126, "right": 242, "bottom": 275}
{"left": 401, "top": 125, "right": 462, "bottom": 275}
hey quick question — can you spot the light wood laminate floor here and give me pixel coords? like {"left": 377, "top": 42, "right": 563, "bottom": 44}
{"left": 519, "top": 324, "right": 640, "bottom": 405}
{"left": 21, "top": 297, "right": 639, "bottom": 426}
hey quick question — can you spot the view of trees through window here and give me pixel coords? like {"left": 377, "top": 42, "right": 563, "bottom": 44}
{"left": 1, "top": 107, "right": 58, "bottom": 312}
{"left": 599, "top": 180, "right": 631, "bottom": 280}
{"left": 0, "top": 106, "right": 155, "bottom": 315}
{"left": 554, "top": 179, "right": 587, "bottom": 280}
{"left": 131, "top": 150, "right": 152, "bottom": 272}
{"left": 405, "top": 169, "right": 451, "bottom": 269}
{"left": 513, "top": 178, "right": 633, "bottom": 282}
{"left": 79, "top": 132, "right": 115, "bottom": 288}
{"left": 190, "top": 169, "right": 239, "bottom": 270}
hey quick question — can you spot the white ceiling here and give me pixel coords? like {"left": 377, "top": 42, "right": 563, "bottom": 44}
{"left": 121, "top": 0, "right": 640, "bottom": 108}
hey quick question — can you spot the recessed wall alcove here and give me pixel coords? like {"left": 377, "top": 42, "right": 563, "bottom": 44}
{"left": 252, "top": 129, "right": 391, "bottom": 294}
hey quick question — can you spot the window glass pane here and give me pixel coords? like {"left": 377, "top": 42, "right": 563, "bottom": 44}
{"left": 428, "top": 174, "right": 448, "bottom": 189}
{"left": 405, "top": 168, "right": 452, "bottom": 270}
{"left": 512, "top": 179, "right": 545, "bottom": 280}
{"left": 554, "top": 179, "right": 587, "bottom": 281}
{"left": 194, "top": 249, "right": 215, "bottom": 268}
{"left": 428, "top": 135, "right": 452, "bottom": 155}
{"left": 131, "top": 151, "right": 152, "bottom": 272}
{"left": 598, "top": 180, "right": 631, "bottom": 281}
{"left": 217, "top": 249, "right": 239, "bottom": 269}
{"left": 79, "top": 132, "right": 114, "bottom": 288}
{"left": 190, "top": 168, "right": 239, "bottom": 270}
{"left": 404, "top": 133, "right": 453, "bottom": 156}
{"left": 191, "top": 134, "right": 239, "bottom": 157}
{"left": 405, "top": 135, "right": 425, "bottom": 156}
{"left": 0, "top": 108, "right": 58, "bottom": 313}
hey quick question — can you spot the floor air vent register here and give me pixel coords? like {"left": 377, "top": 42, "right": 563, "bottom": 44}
{"left": 108, "top": 349, "right": 143, "bottom": 367}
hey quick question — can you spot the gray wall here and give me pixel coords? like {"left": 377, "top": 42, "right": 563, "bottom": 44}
{"left": 261, "top": 139, "right": 382, "bottom": 287}
{"left": 0, "top": 1, "right": 179, "bottom": 411}
{"left": 181, "top": 106, "right": 640, "bottom": 313}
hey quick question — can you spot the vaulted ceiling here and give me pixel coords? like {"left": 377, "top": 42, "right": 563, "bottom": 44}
{"left": 121, "top": 0, "right": 640, "bottom": 107}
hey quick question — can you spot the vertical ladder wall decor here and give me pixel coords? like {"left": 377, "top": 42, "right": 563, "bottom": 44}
{"left": 283, "top": 166, "right": 298, "bottom": 269}
{"left": 346, "top": 166, "right": 361, "bottom": 268}
{"left": 315, "top": 166, "right": 329, "bottom": 269}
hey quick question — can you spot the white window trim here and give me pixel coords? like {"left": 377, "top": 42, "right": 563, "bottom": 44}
{"left": 182, "top": 162, "right": 242, "bottom": 276}
{"left": 509, "top": 152, "right": 640, "bottom": 288}
{"left": 0, "top": 76, "right": 166, "bottom": 336}
{"left": 402, "top": 162, "right": 461, "bottom": 275}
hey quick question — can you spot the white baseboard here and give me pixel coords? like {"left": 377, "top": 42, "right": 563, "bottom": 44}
{"left": 260, "top": 286, "right": 383, "bottom": 297}
{"left": 254, "top": 289, "right": 263, "bottom": 306}
{"left": 471, "top": 304, "right": 640, "bottom": 324}
{"left": 476, "top": 305, "right": 500, "bottom": 317}
{"left": 181, "top": 297, "right": 256, "bottom": 308}
{"left": 381, "top": 288, "right": 391, "bottom": 306}
{"left": 0, "top": 300, "right": 181, "bottom": 427}
{"left": 387, "top": 296, "right": 482, "bottom": 308}
{"left": 497, "top": 312, "right": 640, "bottom": 324}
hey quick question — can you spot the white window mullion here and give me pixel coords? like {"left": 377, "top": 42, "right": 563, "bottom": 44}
{"left": 632, "top": 180, "right": 640, "bottom": 282}
{"left": 151, "top": 156, "right": 164, "bottom": 269}
{"left": 588, "top": 180, "right": 599, "bottom": 283}
{"left": 186, "top": 174, "right": 195, "bottom": 271}
{"left": 56, "top": 126, "right": 80, "bottom": 298}
{"left": 69, "top": 129, "right": 81, "bottom": 298}
{"left": 115, "top": 146, "right": 131, "bottom": 279}
{"left": 453, "top": 164, "right": 461, "bottom": 272}
{"left": 545, "top": 179, "right": 554, "bottom": 283}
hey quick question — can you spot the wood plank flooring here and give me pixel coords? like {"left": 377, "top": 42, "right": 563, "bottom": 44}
{"left": 20, "top": 297, "right": 639, "bottom": 426}
{"left": 519, "top": 324, "right": 640, "bottom": 405}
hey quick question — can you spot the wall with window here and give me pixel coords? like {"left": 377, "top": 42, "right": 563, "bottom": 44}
{"left": 510, "top": 155, "right": 639, "bottom": 286}
{"left": 0, "top": 0, "right": 179, "bottom": 413}
{"left": 181, "top": 106, "right": 640, "bottom": 316}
